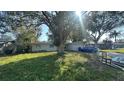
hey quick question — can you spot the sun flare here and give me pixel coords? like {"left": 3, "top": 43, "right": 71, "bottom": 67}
{"left": 76, "top": 11, "right": 81, "bottom": 17}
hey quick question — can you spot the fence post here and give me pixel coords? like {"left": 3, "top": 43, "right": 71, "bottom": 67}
{"left": 102, "top": 51, "right": 103, "bottom": 62}
{"left": 110, "top": 59, "right": 112, "bottom": 64}
{"left": 101, "top": 51, "right": 108, "bottom": 63}
{"left": 106, "top": 52, "right": 107, "bottom": 63}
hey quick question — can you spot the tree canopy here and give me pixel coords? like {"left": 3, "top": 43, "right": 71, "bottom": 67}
{"left": 84, "top": 11, "right": 124, "bottom": 44}
{"left": 42, "top": 11, "right": 81, "bottom": 53}
{"left": 1, "top": 11, "right": 124, "bottom": 54}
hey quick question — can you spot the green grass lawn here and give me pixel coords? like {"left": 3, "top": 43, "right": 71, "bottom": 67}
{"left": 101, "top": 48, "right": 124, "bottom": 53}
{"left": 0, "top": 52, "right": 124, "bottom": 81}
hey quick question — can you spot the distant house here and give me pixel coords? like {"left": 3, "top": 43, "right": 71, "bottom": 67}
{"left": 66, "top": 42, "right": 84, "bottom": 51}
{"left": 66, "top": 40, "right": 114, "bottom": 51}
{"left": 31, "top": 42, "right": 57, "bottom": 52}
{"left": 98, "top": 40, "right": 113, "bottom": 49}
{"left": 66, "top": 41, "right": 95, "bottom": 51}
{"left": 114, "top": 39, "right": 124, "bottom": 48}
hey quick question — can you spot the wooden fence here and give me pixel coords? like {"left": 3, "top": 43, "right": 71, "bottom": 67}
{"left": 99, "top": 51, "right": 124, "bottom": 71}
{"left": 100, "top": 51, "right": 112, "bottom": 64}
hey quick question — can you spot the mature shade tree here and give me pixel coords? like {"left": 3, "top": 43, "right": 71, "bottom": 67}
{"left": 0, "top": 11, "right": 86, "bottom": 54}
{"left": 84, "top": 11, "right": 124, "bottom": 45}
{"left": 42, "top": 11, "right": 80, "bottom": 54}
{"left": 0, "top": 11, "right": 43, "bottom": 53}
{"left": 15, "top": 25, "right": 39, "bottom": 53}
{"left": 0, "top": 11, "right": 43, "bottom": 34}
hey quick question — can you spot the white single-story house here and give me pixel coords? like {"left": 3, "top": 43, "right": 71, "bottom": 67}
{"left": 66, "top": 41, "right": 96, "bottom": 51}
{"left": 66, "top": 42, "right": 84, "bottom": 51}
{"left": 31, "top": 42, "right": 57, "bottom": 52}
{"left": 113, "top": 42, "right": 124, "bottom": 48}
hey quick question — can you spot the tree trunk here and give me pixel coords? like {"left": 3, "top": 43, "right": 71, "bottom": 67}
{"left": 94, "top": 40, "right": 98, "bottom": 48}
{"left": 57, "top": 43, "right": 65, "bottom": 54}
{"left": 115, "top": 36, "right": 117, "bottom": 42}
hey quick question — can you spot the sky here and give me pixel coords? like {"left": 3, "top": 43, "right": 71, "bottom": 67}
{"left": 38, "top": 24, "right": 49, "bottom": 42}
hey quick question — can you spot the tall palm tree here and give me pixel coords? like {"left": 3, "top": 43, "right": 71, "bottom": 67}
{"left": 109, "top": 30, "right": 121, "bottom": 42}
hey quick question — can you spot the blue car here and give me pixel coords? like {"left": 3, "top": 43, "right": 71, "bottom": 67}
{"left": 78, "top": 47, "right": 99, "bottom": 53}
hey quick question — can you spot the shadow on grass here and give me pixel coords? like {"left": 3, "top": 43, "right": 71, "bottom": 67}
{"left": 0, "top": 53, "right": 60, "bottom": 81}
{"left": 0, "top": 52, "right": 123, "bottom": 81}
